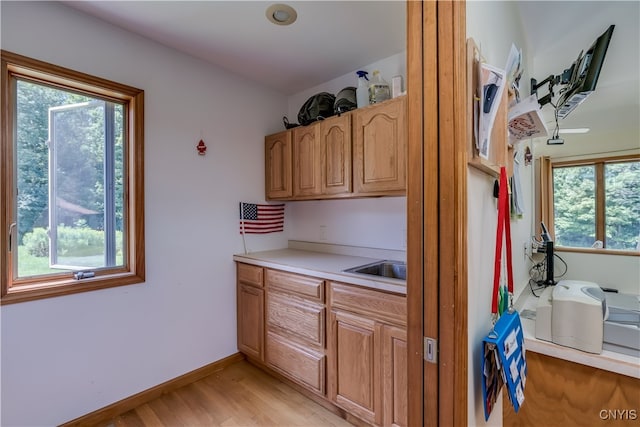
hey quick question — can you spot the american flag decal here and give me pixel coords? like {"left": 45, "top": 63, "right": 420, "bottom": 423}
{"left": 239, "top": 202, "right": 285, "bottom": 234}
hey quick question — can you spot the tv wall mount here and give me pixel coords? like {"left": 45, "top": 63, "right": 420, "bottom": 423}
{"left": 530, "top": 69, "right": 573, "bottom": 108}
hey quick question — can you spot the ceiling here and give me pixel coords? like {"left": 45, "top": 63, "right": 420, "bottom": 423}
{"left": 515, "top": 1, "right": 640, "bottom": 157}
{"left": 63, "top": 1, "right": 638, "bottom": 157}
{"left": 63, "top": 0, "right": 406, "bottom": 96}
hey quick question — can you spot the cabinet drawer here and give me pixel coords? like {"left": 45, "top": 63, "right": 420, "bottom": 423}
{"left": 266, "top": 331, "right": 326, "bottom": 395}
{"left": 237, "top": 263, "right": 263, "bottom": 287}
{"left": 266, "top": 269, "right": 324, "bottom": 301}
{"left": 329, "top": 282, "right": 406, "bottom": 327}
{"left": 267, "top": 292, "right": 325, "bottom": 348}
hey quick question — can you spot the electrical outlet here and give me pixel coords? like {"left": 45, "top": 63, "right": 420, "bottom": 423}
{"left": 523, "top": 242, "right": 532, "bottom": 258}
{"left": 319, "top": 225, "right": 327, "bottom": 241}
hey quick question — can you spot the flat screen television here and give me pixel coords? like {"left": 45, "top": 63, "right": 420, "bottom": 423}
{"left": 556, "top": 25, "right": 615, "bottom": 118}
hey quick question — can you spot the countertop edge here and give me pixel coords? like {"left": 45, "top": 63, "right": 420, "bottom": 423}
{"left": 233, "top": 251, "right": 407, "bottom": 295}
{"left": 523, "top": 321, "right": 640, "bottom": 379}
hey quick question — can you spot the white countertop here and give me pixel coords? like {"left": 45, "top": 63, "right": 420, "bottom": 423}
{"left": 233, "top": 246, "right": 406, "bottom": 295}
{"left": 517, "top": 290, "right": 640, "bottom": 379}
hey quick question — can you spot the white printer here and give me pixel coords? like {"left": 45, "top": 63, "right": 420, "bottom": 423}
{"left": 535, "top": 280, "right": 608, "bottom": 353}
{"left": 603, "top": 292, "right": 640, "bottom": 357}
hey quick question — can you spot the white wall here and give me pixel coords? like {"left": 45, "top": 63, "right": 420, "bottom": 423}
{"left": 554, "top": 252, "right": 640, "bottom": 294}
{"left": 529, "top": 1, "right": 640, "bottom": 299}
{"left": 287, "top": 52, "right": 407, "bottom": 120}
{"left": 287, "top": 197, "right": 407, "bottom": 250}
{"left": 0, "top": 2, "right": 289, "bottom": 425}
{"left": 466, "top": 1, "right": 533, "bottom": 425}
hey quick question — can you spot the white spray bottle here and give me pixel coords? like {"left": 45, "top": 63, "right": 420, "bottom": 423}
{"left": 356, "top": 70, "right": 369, "bottom": 108}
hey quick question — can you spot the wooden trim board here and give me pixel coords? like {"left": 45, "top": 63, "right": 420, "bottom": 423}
{"left": 437, "top": 1, "right": 469, "bottom": 425}
{"left": 406, "top": 1, "right": 469, "bottom": 425}
{"left": 61, "top": 352, "right": 245, "bottom": 427}
{"left": 405, "top": 0, "right": 425, "bottom": 423}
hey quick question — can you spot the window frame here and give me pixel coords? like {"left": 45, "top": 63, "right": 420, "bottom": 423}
{"left": 539, "top": 153, "right": 640, "bottom": 256}
{"left": 47, "top": 100, "right": 120, "bottom": 270}
{"left": 1, "top": 50, "right": 145, "bottom": 304}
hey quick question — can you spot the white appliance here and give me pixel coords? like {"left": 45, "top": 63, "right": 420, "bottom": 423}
{"left": 603, "top": 292, "right": 640, "bottom": 357}
{"left": 535, "top": 280, "right": 608, "bottom": 353}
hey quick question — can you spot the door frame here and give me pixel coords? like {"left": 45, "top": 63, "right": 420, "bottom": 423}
{"left": 406, "top": 1, "right": 468, "bottom": 425}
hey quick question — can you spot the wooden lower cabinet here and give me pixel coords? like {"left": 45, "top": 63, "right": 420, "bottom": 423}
{"left": 236, "top": 263, "right": 264, "bottom": 361}
{"left": 264, "top": 292, "right": 327, "bottom": 396}
{"left": 328, "top": 310, "right": 408, "bottom": 427}
{"left": 329, "top": 309, "right": 382, "bottom": 425}
{"left": 266, "top": 331, "right": 326, "bottom": 395}
{"left": 382, "top": 325, "right": 408, "bottom": 427}
{"left": 328, "top": 281, "right": 408, "bottom": 427}
{"left": 236, "top": 267, "right": 264, "bottom": 361}
{"left": 236, "top": 264, "right": 408, "bottom": 426}
{"left": 264, "top": 268, "right": 327, "bottom": 396}
{"left": 267, "top": 292, "right": 325, "bottom": 348}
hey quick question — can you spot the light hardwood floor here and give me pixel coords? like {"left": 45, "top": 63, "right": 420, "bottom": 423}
{"left": 104, "top": 360, "right": 354, "bottom": 427}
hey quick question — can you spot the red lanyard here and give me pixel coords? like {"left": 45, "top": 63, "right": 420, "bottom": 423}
{"left": 492, "top": 166, "right": 513, "bottom": 315}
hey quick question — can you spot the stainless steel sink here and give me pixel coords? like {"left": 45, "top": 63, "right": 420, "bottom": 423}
{"left": 344, "top": 260, "right": 406, "bottom": 280}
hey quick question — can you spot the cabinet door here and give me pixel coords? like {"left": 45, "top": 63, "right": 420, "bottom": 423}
{"left": 237, "top": 283, "right": 264, "bottom": 361}
{"left": 382, "top": 325, "right": 408, "bottom": 427}
{"left": 293, "top": 125, "right": 322, "bottom": 197}
{"left": 265, "top": 131, "right": 292, "bottom": 200}
{"left": 320, "top": 114, "right": 352, "bottom": 195}
{"left": 328, "top": 310, "right": 381, "bottom": 426}
{"left": 353, "top": 97, "right": 407, "bottom": 194}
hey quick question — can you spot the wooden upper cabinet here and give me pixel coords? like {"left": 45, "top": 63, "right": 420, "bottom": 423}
{"left": 265, "top": 131, "right": 293, "bottom": 200}
{"left": 264, "top": 96, "right": 405, "bottom": 200}
{"left": 353, "top": 96, "right": 407, "bottom": 195}
{"left": 320, "top": 114, "right": 352, "bottom": 195}
{"left": 293, "top": 125, "right": 322, "bottom": 197}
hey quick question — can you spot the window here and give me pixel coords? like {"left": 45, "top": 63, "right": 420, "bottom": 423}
{"left": 1, "top": 50, "right": 145, "bottom": 304}
{"left": 540, "top": 155, "right": 640, "bottom": 253}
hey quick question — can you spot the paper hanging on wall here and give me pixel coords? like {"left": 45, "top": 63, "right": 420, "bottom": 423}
{"left": 478, "top": 62, "right": 506, "bottom": 159}
{"left": 507, "top": 95, "right": 549, "bottom": 143}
